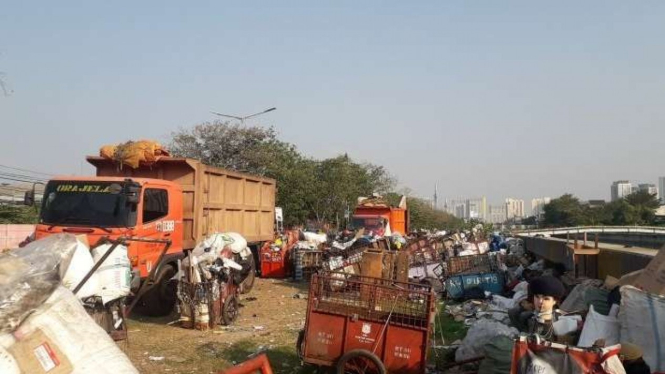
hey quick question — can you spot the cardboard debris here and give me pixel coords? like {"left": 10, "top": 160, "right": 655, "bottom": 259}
{"left": 634, "top": 244, "right": 665, "bottom": 296}
{"left": 9, "top": 329, "right": 73, "bottom": 374}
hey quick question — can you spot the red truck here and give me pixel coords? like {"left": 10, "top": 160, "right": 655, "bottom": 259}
{"left": 33, "top": 156, "right": 277, "bottom": 315}
{"left": 351, "top": 195, "right": 408, "bottom": 236}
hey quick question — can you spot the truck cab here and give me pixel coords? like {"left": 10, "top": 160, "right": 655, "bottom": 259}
{"left": 35, "top": 177, "right": 184, "bottom": 315}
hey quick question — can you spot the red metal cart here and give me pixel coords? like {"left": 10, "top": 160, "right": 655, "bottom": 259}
{"left": 298, "top": 272, "right": 436, "bottom": 374}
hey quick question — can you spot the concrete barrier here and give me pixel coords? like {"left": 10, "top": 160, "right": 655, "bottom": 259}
{"left": 0, "top": 224, "right": 35, "bottom": 249}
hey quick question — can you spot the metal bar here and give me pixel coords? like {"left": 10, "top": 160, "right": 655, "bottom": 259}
{"left": 73, "top": 240, "right": 121, "bottom": 295}
{"left": 125, "top": 238, "right": 173, "bottom": 316}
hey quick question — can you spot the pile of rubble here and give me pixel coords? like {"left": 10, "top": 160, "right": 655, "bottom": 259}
{"left": 437, "top": 236, "right": 665, "bottom": 374}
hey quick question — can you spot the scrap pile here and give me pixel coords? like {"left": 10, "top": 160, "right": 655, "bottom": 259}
{"left": 177, "top": 232, "right": 252, "bottom": 330}
{"left": 436, "top": 239, "right": 665, "bottom": 374}
{"left": 0, "top": 234, "right": 137, "bottom": 373}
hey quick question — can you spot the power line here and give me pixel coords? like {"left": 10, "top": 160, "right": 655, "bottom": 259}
{"left": 0, "top": 171, "right": 49, "bottom": 182}
{"left": 0, "top": 163, "right": 54, "bottom": 177}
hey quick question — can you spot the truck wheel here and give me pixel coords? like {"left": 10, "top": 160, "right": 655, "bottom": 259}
{"left": 141, "top": 265, "right": 177, "bottom": 317}
{"left": 240, "top": 255, "right": 256, "bottom": 294}
{"left": 222, "top": 295, "right": 239, "bottom": 325}
{"left": 336, "top": 349, "right": 386, "bottom": 374}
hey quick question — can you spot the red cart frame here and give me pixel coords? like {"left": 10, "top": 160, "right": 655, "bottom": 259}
{"left": 298, "top": 272, "right": 436, "bottom": 374}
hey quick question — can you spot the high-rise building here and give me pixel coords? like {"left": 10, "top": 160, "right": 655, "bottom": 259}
{"left": 611, "top": 180, "right": 633, "bottom": 201}
{"left": 660, "top": 177, "right": 665, "bottom": 205}
{"left": 466, "top": 197, "right": 487, "bottom": 221}
{"left": 531, "top": 197, "right": 551, "bottom": 218}
{"left": 488, "top": 205, "right": 507, "bottom": 224}
{"left": 505, "top": 198, "right": 525, "bottom": 219}
{"left": 638, "top": 183, "right": 658, "bottom": 197}
{"left": 446, "top": 196, "right": 488, "bottom": 220}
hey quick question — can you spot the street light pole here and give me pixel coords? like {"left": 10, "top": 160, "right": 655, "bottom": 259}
{"left": 210, "top": 107, "right": 276, "bottom": 125}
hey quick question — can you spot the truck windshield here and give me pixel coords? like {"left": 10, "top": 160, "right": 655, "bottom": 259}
{"left": 351, "top": 217, "right": 384, "bottom": 231}
{"left": 40, "top": 181, "right": 137, "bottom": 228}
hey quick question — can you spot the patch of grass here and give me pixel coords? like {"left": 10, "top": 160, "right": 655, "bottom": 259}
{"left": 199, "top": 339, "right": 321, "bottom": 374}
{"left": 433, "top": 302, "right": 468, "bottom": 345}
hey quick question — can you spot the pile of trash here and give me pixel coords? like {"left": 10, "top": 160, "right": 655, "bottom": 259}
{"left": 0, "top": 234, "right": 137, "bottom": 373}
{"left": 438, "top": 239, "right": 665, "bottom": 374}
{"left": 177, "top": 232, "right": 252, "bottom": 330}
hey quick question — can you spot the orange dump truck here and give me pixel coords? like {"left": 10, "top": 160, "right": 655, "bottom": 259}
{"left": 34, "top": 155, "right": 276, "bottom": 315}
{"left": 351, "top": 195, "right": 408, "bottom": 235}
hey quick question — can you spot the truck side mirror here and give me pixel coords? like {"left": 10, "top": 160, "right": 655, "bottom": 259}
{"left": 123, "top": 180, "right": 141, "bottom": 204}
{"left": 24, "top": 190, "right": 35, "bottom": 206}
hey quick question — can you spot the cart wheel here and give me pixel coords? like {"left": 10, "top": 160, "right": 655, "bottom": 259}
{"left": 336, "top": 349, "right": 386, "bottom": 374}
{"left": 222, "top": 295, "right": 239, "bottom": 325}
{"left": 240, "top": 255, "right": 256, "bottom": 294}
{"left": 296, "top": 329, "right": 305, "bottom": 360}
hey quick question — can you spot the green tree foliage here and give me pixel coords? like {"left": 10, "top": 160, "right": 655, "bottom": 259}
{"left": 543, "top": 190, "right": 661, "bottom": 227}
{"left": 543, "top": 194, "right": 585, "bottom": 227}
{"left": 405, "top": 197, "right": 460, "bottom": 231}
{"left": 170, "top": 122, "right": 395, "bottom": 227}
{"left": 0, "top": 205, "right": 39, "bottom": 224}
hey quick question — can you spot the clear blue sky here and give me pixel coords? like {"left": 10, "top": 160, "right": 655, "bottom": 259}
{"left": 1, "top": 1, "right": 664, "bottom": 208}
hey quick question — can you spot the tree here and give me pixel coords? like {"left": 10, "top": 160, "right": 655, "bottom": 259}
{"left": 543, "top": 194, "right": 585, "bottom": 227}
{"left": 170, "top": 121, "right": 396, "bottom": 227}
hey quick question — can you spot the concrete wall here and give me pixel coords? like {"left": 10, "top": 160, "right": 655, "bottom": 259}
{"left": 552, "top": 233, "right": 665, "bottom": 250}
{"left": 522, "top": 235, "right": 658, "bottom": 279}
{"left": 0, "top": 224, "right": 35, "bottom": 249}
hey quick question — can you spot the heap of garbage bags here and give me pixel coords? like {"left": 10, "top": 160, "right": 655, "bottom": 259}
{"left": 0, "top": 234, "right": 137, "bottom": 373}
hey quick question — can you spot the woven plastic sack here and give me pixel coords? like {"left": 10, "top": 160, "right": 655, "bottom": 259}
{"left": 0, "top": 234, "right": 79, "bottom": 333}
{"left": 619, "top": 285, "right": 665, "bottom": 372}
{"left": 7, "top": 286, "right": 137, "bottom": 373}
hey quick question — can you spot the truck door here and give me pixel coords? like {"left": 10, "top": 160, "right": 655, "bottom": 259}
{"left": 137, "top": 188, "right": 173, "bottom": 277}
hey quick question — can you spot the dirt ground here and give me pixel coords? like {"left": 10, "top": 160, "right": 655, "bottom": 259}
{"left": 121, "top": 278, "right": 319, "bottom": 374}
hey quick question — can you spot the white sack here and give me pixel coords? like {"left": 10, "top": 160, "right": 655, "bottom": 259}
{"left": 11, "top": 286, "right": 137, "bottom": 373}
{"left": 553, "top": 315, "right": 582, "bottom": 336}
{"left": 578, "top": 305, "right": 620, "bottom": 347}
{"left": 303, "top": 232, "right": 327, "bottom": 245}
{"left": 91, "top": 244, "right": 131, "bottom": 304}
{"left": 61, "top": 238, "right": 99, "bottom": 298}
{"left": 619, "top": 285, "right": 665, "bottom": 372}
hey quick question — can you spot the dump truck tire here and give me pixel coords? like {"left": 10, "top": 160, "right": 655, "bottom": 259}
{"left": 336, "top": 349, "right": 386, "bottom": 374}
{"left": 240, "top": 255, "right": 256, "bottom": 294}
{"left": 140, "top": 265, "right": 177, "bottom": 317}
{"left": 222, "top": 295, "right": 239, "bottom": 325}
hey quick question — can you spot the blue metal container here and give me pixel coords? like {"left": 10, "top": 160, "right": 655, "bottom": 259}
{"left": 444, "top": 272, "right": 505, "bottom": 299}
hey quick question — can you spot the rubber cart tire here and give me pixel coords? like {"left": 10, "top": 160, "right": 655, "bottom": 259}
{"left": 222, "top": 294, "right": 239, "bottom": 325}
{"left": 336, "top": 349, "right": 387, "bottom": 374}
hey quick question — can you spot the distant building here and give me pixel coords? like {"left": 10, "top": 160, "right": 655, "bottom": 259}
{"left": 488, "top": 205, "right": 507, "bottom": 224}
{"left": 505, "top": 198, "right": 525, "bottom": 219}
{"left": 586, "top": 200, "right": 606, "bottom": 209}
{"left": 611, "top": 180, "right": 633, "bottom": 201}
{"left": 446, "top": 196, "right": 488, "bottom": 220}
{"left": 466, "top": 197, "right": 487, "bottom": 221}
{"left": 638, "top": 183, "right": 658, "bottom": 197}
{"left": 660, "top": 177, "right": 665, "bottom": 205}
{"left": 531, "top": 197, "right": 551, "bottom": 218}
